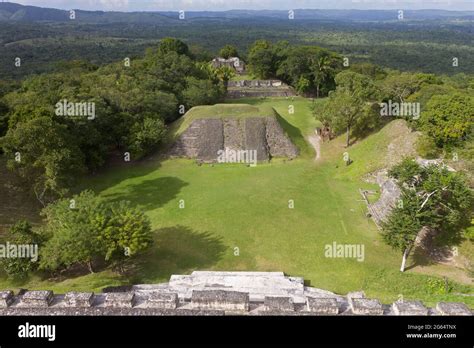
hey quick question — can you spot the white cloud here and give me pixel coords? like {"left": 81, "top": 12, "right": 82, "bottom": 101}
{"left": 96, "top": 0, "right": 129, "bottom": 10}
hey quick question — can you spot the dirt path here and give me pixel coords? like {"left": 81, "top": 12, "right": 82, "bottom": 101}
{"left": 308, "top": 130, "right": 321, "bottom": 161}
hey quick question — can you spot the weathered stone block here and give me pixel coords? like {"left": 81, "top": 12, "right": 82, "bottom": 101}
{"left": 265, "top": 117, "right": 298, "bottom": 159}
{"left": 244, "top": 118, "right": 270, "bottom": 161}
{"left": 347, "top": 291, "right": 365, "bottom": 301}
{"left": 196, "top": 119, "right": 224, "bottom": 162}
{"left": 306, "top": 298, "right": 339, "bottom": 314}
{"left": 104, "top": 292, "right": 135, "bottom": 308}
{"left": 0, "top": 290, "right": 14, "bottom": 308}
{"left": 191, "top": 290, "right": 249, "bottom": 311}
{"left": 21, "top": 290, "right": 53, "bottom": 307}
{"left": 436, "top": 302, "right": 472, "bottom": 316}
{"left": 64, "top": 292, "right": 94, "bottom": 308}
{"left": 392, "top": 300, "right": 428, "bottom": 316}
{"left": 146, "top": 292, "right": 178, "bottom": 309}
{"left": 368, "top": 178, "right": 401, "bottom": 225}
{"left": 350, "top": 298, "right": 384, "bottom": 315}
{"left": 264, "top": 296, "right": 294, "bottom": 312}
{"left": 223, "top": 118, "right": 244, "bottom": 152}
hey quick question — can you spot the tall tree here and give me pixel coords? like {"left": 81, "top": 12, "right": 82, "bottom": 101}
{"left": 157, "top": 37, "right": 190, "bottom": 56}
{"left": 311, "top": 54, "right": 337, "bottom": 98}
{"left": 214, "top": 66, "right": 236, "bottom": 88}
{"left": 319, "top": 71, "right": 377, "bottom": 147}
{"left": 219, "top": 45, "right": 239, "bottom": 59}
{"left": 127, "top": 117, "right": 167, "bottom": 160}
{"left": 382, "top": 159, "right": 473, "bottom": 272}
{"left": 419, "top": 93, "right": 474, "bottom": 148}
{"left": 247, "top": 40, "right": 275, "bottom": 79}
{"left": 0, "top": 117, "right": 85, "bottom": 205}
{"left": 380, "top": 72, "right": 439, "bottom": 103}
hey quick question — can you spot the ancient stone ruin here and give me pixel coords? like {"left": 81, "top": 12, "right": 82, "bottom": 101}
{"left": 0, "top": 272, "right": 471, "bottom": 316}
{"left": 226, "top": 80, "right": 296, "bottom": 98}
{"left": 367, "top": 158, "right": 456, "bottom": 227}
{"left": 169, "top": 117, "right": 298, "bottom": 163}
{"left": 367, "top": 170, "right": 401, "bottom": 227}
{"left": 211, "top": 57, "right": 246, "bottom": 74}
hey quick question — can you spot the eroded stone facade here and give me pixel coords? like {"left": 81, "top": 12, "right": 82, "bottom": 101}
{"left": 169, "top": 117, "right": 298, "bottom": 162}
{"left": 226, "top": 80, "right": 296, "bottom": 98}
{"left": 0, "top": 272, "right": 471, "bottom": 316}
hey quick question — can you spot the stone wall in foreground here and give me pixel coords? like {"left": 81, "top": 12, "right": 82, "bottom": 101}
{"left": 0, "top": 272, "right": 471, "bottom": 316}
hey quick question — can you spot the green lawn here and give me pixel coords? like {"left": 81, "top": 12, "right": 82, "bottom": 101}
{"left": 230, "top": 74, "right": 255, "bottom": 81}
{"left": 1, "top": 97, "right": 472, "bottom": 307}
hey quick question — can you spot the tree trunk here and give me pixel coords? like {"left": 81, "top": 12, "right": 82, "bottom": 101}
{"left": 33, "top": 186, "right": 47, "bottom": 207}
{"left": 87, "top": 260, "right": 95, "bottom": 274}
{"left": 316, "top": 85, "right": 320, "bottom": 98}
{"left": 345, "top": 125, "right": 350, "bottom": 147}
{"left": 400, "top": 245, "right": 413, "bottom": 272}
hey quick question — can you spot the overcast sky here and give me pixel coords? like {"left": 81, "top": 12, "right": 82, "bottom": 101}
{"left": 12, "top": 0, "right": 474, "bottom": 11}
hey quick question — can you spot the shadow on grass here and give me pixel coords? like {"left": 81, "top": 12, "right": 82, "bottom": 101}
{"left": 75, "top": 148, "right": 169, "bottom": 198}
{"left": 101, "top": 176, "right": 188, "bottom": 211}
{"left": 130, "top": 225, "right": 227, "bottom": 283}
{"left": 406, "top": 248, "right": 435, "bottom": 271}
{"left": 406, "top": 231, "right": 467, "bottom": 271}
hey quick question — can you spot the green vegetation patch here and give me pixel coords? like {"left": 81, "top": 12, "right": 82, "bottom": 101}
{"left": 187, "top": 103, "right": 276, "bottom": 119}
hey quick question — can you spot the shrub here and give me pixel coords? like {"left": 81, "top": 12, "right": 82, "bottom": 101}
{"left": 39, "top": 191, "right": 153, "bottom": 274}
{"left": 0, "top": 220, "right": 43, "bottom": 279}
{"left": 416, "top": 134, "right": 439, "bottom": 159}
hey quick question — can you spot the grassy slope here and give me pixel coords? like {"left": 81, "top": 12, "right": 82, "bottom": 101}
{"left": 0, "top": 97, "right": 472, "bottom": 307}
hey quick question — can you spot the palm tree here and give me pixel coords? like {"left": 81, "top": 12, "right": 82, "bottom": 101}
{"left": 215, "top": 66, "right": 236, "bottom": 88}
{"left": 311, "top": 55, "right": 334, "bottom": 98}
{"left": 199, "top": 63, "right": 219, "bottom": 83}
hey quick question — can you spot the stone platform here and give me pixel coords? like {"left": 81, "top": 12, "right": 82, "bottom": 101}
{"left": 0, "top": 272, "right": 471, "bottom": 316}
{"left": 169, "top": 117, "right": 298, "bottom": 162}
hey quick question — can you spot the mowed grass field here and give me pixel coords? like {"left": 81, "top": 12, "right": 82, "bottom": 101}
{"left": 0, "top": 97, "right": 472, "bottom": 307}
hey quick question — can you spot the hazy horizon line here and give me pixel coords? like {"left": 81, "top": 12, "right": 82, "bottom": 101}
{"left": 7, "top": 1, "right": 474, "bottom": 12}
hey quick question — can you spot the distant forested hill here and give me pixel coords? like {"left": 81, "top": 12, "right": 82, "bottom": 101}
{"left": 0, "top": 2, "right": 68, "bottom": 21}
{"left": 0, "top": 2, "right": 176, "bottom": 23}
{"left": 0, "top": 2, "right": 473, "bottom": 79}
{"left": 1, "top": 3, "right": 473, "bottom": 22}
{"left": 159, "top": 9, "right": 474, "bottom": 21}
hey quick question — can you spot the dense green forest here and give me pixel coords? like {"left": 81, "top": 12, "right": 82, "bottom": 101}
{"left": 1, "top": 16, "right": 473, "bottom": 79}
{"left": 0, "top": 38, "right": 229, "bottom": 206}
